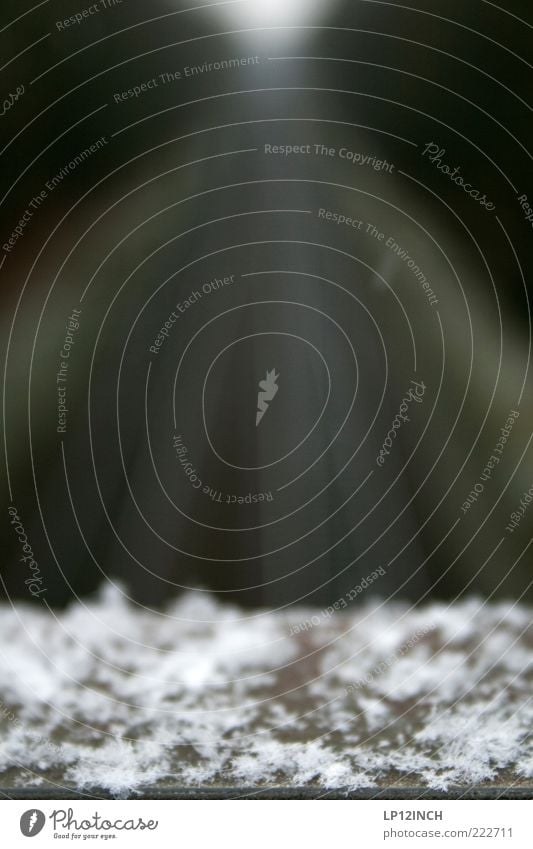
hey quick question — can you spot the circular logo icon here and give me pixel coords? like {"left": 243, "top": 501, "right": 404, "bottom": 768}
{"left": 20, "top": 809, "right": 46, "bottom": 837}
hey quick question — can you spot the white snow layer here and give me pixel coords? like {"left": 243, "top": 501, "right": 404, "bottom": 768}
{"left": 0, "top": 587, "right": 531, "bottom": 795}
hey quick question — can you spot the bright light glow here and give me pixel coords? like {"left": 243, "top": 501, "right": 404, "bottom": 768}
{"left": 212, "top": 0, "right": 333, "bottom": 27}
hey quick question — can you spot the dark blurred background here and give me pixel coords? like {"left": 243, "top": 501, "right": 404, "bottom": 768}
{"left": 1, "top": 0, "right": 532, "bottom": 608}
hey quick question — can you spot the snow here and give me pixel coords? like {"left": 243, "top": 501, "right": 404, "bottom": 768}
{"left": 0, "top": 586, "right": 531, "bottom": 795}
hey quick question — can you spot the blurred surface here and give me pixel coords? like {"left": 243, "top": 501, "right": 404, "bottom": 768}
{"left": 0, "top": 590, "right": 532, "bottom": 797}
